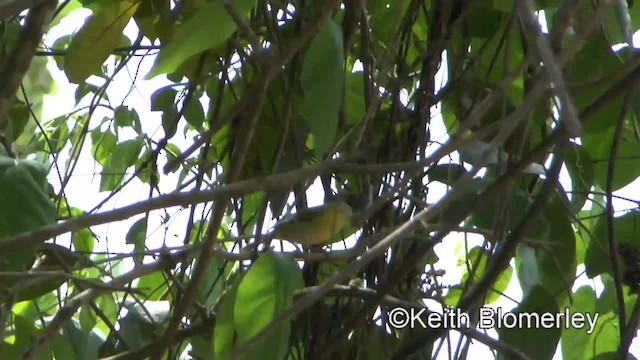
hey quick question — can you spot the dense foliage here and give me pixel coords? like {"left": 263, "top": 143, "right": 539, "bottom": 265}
{"left": 0, "top": 0, "right": 639, "bottom": 359}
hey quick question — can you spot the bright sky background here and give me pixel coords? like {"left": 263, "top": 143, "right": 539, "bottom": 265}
{"left": 37, "top": 5, "right": 640, "bottom": 359}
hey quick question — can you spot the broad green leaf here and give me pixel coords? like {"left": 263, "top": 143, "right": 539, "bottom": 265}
{"left": 118, "top": 300, "right": 171, "bottom": 351}
{"left": 1, "top": 315, "right": 53, "bottom": 359}
{"left": 234, "top": 252, "right": 303, "bottom": 360}
{"left": 0, "top": 157, "right": 55, "bottom": 270}
{"left": 135, "top": 148, "right": 159, "bottom": 186}
{"left": 565, "top": 143, "right": 595, "bottom": 212}
{"left": 301, "top": 18, "right": 344, "bottom": 159}
{"left": 196, "top": 256, "right": 230, "bottom": 308}
{"left": 191, "top": 335, "right": 214, "bottom": 359}
{"left": 136, "top": 270, "right": 168, "bottom": 301}
{"left": 75, "top": 82, "right": 101, "bottom": 104}
{"left": 47, "top": 120, "right": 71, "bottom": 154}
{"left": 214, "top": 280, "right": 239, "bottom": 360}
{"left": 593, "top": 140, "right": 640, "bottom": 191}
{"left": 126, "top": 218, "right": 148, "bottom": 265}
{"left": 65, "top": 1, "right": 140, "bottom": 83}
{"left": 51, "top": 0, "right": 82, "bottom": 28}
{"left": 90, "top": 129, "right": 117, "bottom": 166}
{"left": 145, "top": 0, "right": 258, "bottom": 79}
{"left": 114, "top": 106, "right": 141, "bottom": 130}
{"left": 72, "top": 228, "right": 95, "bottom": 254}
{"left": 52, "top": 34, "right": 72, "bottom": 71}
{"left": 161, "top": 107, "right": 180, "bottom": 139}
{"left": 471, "top": 190, "right": 549, "bottom": 240}
{"left": 7, "top": 101, "right": 31, "bottom": 144}
{"left": 80, "top": 305, "right": 97, "bottom": 331}
{"left": 466, "top": 3, "right": 505, "bottom": 38}
{"left": 94, "top": 295, "right": 118, "bottom": 337}
{"left": 590, "top": 288, "right": 622, "bottom": 356}
{"left": 184, "top": 97, "right": 205, "bottom": 129}
{"left": 568, "top": 33, "right": 624, "bottom": 133}
{"left": 498, "top": 286, "right": 561, "bottom": 360}
{"left": 344, "top": 71, "right": 365, "bottom": 125}
{"left": 150, "top": 87, "right": 177, "bottom": 112}
{"left": 368, "top": 0, "right": 410, "bottom": 47}
{"left": 561, "top": 286, "right": 597, "bottom": 360}
{"left": 100, "top": 137, "right": 144, "bottom": 191}
{"left": 586, "top": 209, "right": 640, "bottom": 278}
{"left": 446, "top": 247, "right": 512, "bottom": 305}
{"left": 363, "top": 325, "right": 400, "bottom": 359}
{"left": 593, "top": 353, "right": 638, "bottom": 360}
{"left": 515, "top": 245, "right": 539, "bottom": 296}
{"left": 241, "top": 192, "right": 265, "bottom": 233}
{"left": 536, "top": 197, "right": 576, "bottom": 302}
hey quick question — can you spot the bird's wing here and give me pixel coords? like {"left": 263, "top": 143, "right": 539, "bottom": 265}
{"left": 276, "top": 206, "right": 326, "bottom": 226}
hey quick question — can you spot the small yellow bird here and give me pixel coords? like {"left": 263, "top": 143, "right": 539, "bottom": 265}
{"left": 271, "top": 200, "right": 353, "bottom": 246}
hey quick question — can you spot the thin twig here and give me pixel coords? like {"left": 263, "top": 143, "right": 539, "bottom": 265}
{"left": 19, "top": 246, "right": 201, "bottom": 360}
{"left": 151, "top": 1, "right": 344, "bottom": 358}
{"left": 516, "top": 0, "right": 582, "bottom": 137}
{"left": 607, "top": 94, "right": 631, "bottom": 347}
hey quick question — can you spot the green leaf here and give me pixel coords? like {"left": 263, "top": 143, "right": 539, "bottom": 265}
{"left": 75, "top": 82, "right": 101, "bottom": 104}
{"left": 234, "top": 252, "right": 303, "bottom": 360}
{"left": 1, "top": 315, "right": 53, "bottom": 359}
{"left": 135, "top": 148, "right": 159, "bottom": 186}
{"left": 118, "top": 300, "right": 171, "bottom": 351}
{"left": 561, "top": 286, "right": 597, "bottom": 360}
{"left": 471, "top": 190, "right": 549, "bottom": 240}
{"left": 368, "top": 0, "right": 410, "bottom": 47}
{"left": 145, "top": 0, "right": 258, "bottom": 79}
{"left": 80, "top": 305, "right": 97, "bottom": 331}
{"left": 515, "top": 246, "right": 539, "bottom": 296}
{"left": 586, "top": 209, "right": 640, "bottom": 278}
{"left": 100, "top": 137, "right": 144, "bottom": 191}
{"left": 344, "top": 71, "right": 365, "bottom": 125}
{"left": 565, "top": 143, "right": 595, "bottom": 212}
{"left": 150, "top": 87, "right": 177, "bottom": 112}
{"left": 589, "top": 278, "right": 623, "bottom": 356}
{"left": 136, "top": 270, "right": 168, "bottom": 301}
{"left": 214, "top": 279, "right": 239, "bottom": 360}
{"left": 185, "top": 97, "right": 205, "bottom": 129}
{"left": 65, "top": 1, "right": 140, "bottom": 83}
{"left": 90, "top": 129, "right": 117, "bottom": 166}
{"left": 535, "top": 197, "right": 576, "bottom": 302}
{"left": 301, "top": 18, "right": 344, "bottom": 159}
{"left": 114, "top": 106, "right": 141, "bottom": 130}
{"left": 161, "top": 107, "right": 180, "bottom": 139}
{"left": 52, "top": 34, "right": 72, "bottom": 71}
{"left": 7, "top": 101, "right": 31, "bottom": 143}
{"left": 196, "top": 257, "right": 230, "bottom": 308}
{"left": 0, "top": 157, "right": 56, "bottom": 268}
{"left": 240, "top": 192, "right": 265, "bottom": 232}
{"left": 73, "top": 228, "right": 95, "bottom": 254}
{"left": 568, "top": 34, "right": 624, "bottom": 134}
{"left": 126, "top": 218, "right": 148, "bottom": 265}
{"left": 593, "top": 140, "right": 640, "bottom": 192}
{"left": 94, "top": 295, "right": 118, "bottom": 336}
{"left": 446, "top": 247, "right": 512, "bottom": 305}
{"left": 498, "top": 286, "right": 561, "bottom": 360}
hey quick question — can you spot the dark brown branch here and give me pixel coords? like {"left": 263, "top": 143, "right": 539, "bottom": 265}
{"left": 152, "top": 1, "right": 344, "bottom": 358}
{"left": 0, "top": 0, "right": 49, "bottom": 20}
{"left": 608, "top": 94, "right": 631, "bottom": 349}
{"left": 0, "top": 0, "right": 56, "bottom": 155}
{"left": 19, "top": 245, "right": 201, "bottom": 360}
